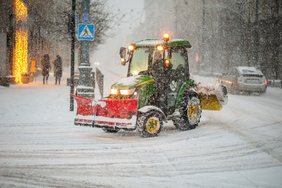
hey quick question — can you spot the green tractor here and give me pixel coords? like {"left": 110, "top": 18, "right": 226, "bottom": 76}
{"left": 74, "top": 34, "right": 228, "bottom": 137}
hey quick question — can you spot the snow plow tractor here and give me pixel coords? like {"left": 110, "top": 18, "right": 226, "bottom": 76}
{"left": 73, "top": 34, "right": 228, "bottom": 137}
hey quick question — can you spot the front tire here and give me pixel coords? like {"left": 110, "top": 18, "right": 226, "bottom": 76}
{"left": 137, "top": 111, "right": 163, "bottom": 137}
{"left": 174, "top": 93, "right": 202, "bottom": 130}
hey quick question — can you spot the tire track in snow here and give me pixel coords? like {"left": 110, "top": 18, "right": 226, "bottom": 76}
{"left": 213, "top": 118, "right": 282, "bottom": 164}
{"left": 0, "top": 171, "right": 113, "bottom": 188}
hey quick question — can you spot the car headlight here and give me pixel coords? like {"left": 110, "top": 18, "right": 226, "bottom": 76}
{"left": 120, "top": 89, "right": 135, "bottom": 95}
{"left": 110, "top": 88, "right": 118, "bottom": 95}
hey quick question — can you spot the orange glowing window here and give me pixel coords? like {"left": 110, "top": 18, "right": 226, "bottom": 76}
{"left": 15, "top": 0, "right": 28, "bottom": 21}
{"left": 30, "top": 58, "right": 37, "bottom": 74}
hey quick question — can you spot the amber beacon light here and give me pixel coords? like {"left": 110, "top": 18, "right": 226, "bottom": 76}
{"left": 163, "top": 33, "right": 170, "bottom": 42}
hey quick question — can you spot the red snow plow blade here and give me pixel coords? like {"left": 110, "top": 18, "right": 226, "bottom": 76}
{"left": 72, "top": 94, "right": 138, "bottom": 129}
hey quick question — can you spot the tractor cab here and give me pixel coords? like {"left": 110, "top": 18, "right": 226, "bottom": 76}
{"left": 117, "top": 35, "right": 193, "bottom": 115}
{"left": 120, "top": 35, "right": 192, "bottom": 79}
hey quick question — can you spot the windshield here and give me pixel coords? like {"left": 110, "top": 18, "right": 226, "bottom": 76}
{"left": 128, "top": 47, "right": 150, "bottom": 76}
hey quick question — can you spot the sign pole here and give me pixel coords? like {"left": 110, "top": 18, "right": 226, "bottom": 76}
{"left": 76, "top": 0, "right": 94, "bottom": 98}
{"left": 70, "top": 0, "right": 76, "bottom": 111}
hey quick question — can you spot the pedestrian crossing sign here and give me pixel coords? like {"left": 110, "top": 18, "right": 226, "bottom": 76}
{"left": 78, "top": 24, "right": 95, "bottom": 41}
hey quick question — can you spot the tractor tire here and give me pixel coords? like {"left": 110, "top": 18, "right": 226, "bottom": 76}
{"left": 102, "top": 127, "right": 120, "bottom": 133}
{"left": 173, "top": 92, "right": 202, "bottom": 131}
{"left": 137, "top": 111, "right": 163, "bottom": 137}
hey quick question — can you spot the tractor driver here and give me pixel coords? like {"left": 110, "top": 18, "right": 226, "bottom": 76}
{"left": 151, "top": 50, "right": 164, "bottom": 80}
{"left": 151, "top": 50, "right": 168, "bottom": 111}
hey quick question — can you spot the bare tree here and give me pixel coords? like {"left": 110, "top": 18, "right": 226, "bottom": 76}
{"left": 54, "top": 0, "right": 115, "bottom": 49}
{"left": 27, "top": 0, "right": 116, "bottom": 61}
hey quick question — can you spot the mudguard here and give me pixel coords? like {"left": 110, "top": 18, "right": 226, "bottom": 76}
{"left": 138, "top": 105, "right": 166, "bottom": 121}
{"left": 72, "top": 94, "right": 138, "bottom": 129}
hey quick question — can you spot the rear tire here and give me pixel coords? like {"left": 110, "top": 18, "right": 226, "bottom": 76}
{"left": 173, "top": 92, "right": 202, "bottom": 131}
{"left": 137, "top": 111, "right": 163, "bottom": 137}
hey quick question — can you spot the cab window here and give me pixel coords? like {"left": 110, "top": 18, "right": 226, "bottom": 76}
{"left": 170, "top": 48, "right": 187, "bottom": 70}
{"left": 129, "top": 48, "right": 150, "bottom": 76}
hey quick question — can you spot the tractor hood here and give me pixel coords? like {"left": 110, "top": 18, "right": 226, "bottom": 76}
{"left": 111, "top": 75, "right": 154, "bottom": 89}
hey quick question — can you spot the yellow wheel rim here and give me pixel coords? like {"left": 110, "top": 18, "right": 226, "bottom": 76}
{"left": 188, "top": 102, "right": 199, "bottom": 120}
{"left": 145, "top": 117, "right": 160, "bottom": 135}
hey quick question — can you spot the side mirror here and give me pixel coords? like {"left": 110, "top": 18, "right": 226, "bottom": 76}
{"left": 119, "top": 47, "right": 127, "bottom": 65}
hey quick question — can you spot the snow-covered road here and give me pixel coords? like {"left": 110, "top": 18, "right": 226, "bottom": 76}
{"left": 0, "top": 77, "right": 282, "bottom": 188}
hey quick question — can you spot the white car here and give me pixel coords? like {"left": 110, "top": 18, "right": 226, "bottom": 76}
{"left": 218, "top": 66, "right": 267, "bottom": 94}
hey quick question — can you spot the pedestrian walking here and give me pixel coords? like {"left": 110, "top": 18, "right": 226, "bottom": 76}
{"left": 54, "top": 55, "right": 63, "bottom": 85}
{"left": 41, "top": 54, "right": 51, "bottom": 84}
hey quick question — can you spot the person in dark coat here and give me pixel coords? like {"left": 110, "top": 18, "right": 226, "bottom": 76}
{"left": 53, "top": 55, "right": 63, "bottom": 85}
{"left": 41, "top": 54, "right": 51, "bottom": 84}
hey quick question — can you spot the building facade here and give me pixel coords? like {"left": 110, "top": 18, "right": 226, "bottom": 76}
{"left": 0, "top": 0, "right": 10, "bottom": 77}
{"left": 0, "top": 0, "right": 29, "bottom": 83}
{"left": 130, "top": 0, "right": 281, "bottom": 79}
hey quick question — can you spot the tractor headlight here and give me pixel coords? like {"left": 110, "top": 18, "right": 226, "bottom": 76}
{"left": 110, "top": 88, "right": 118, "bottom": 95}
{"left": 128, "top": 45, "right": 135, "bottom": 51}
{"left": 121, "top": 58, "right": 126, "bottom": 65}
{"left": 120, "top": 88, "right": 135, "bottom": 95}
{"left": 157, "top": 45, "right": 164, "bottom": 51}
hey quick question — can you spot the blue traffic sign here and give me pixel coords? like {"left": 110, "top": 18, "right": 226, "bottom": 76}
{"left": 77, "top": 24, "right": 95, "bottom": 41}
{"left": 81, "top": 13, "right": 91, "bottom": 23}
